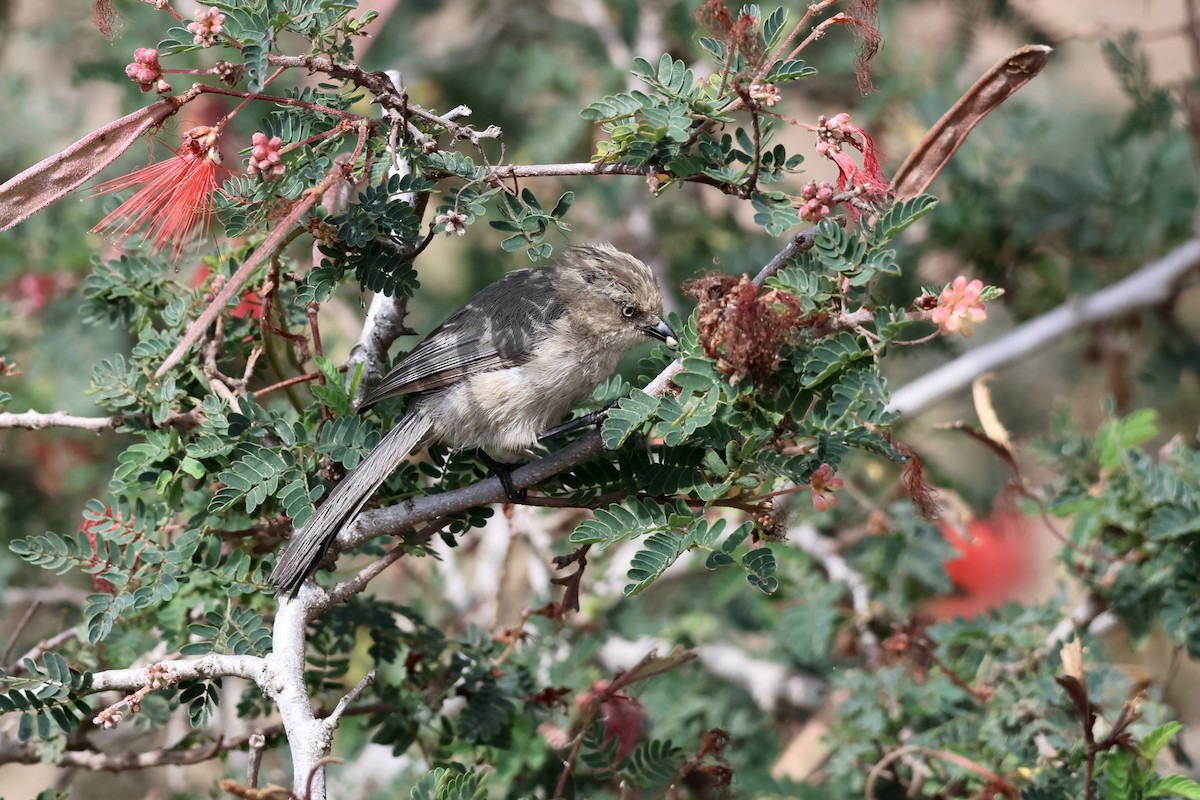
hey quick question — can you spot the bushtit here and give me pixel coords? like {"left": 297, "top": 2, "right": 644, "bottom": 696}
{"left": 270, "top": 243, "right": 677, "bottom": 596}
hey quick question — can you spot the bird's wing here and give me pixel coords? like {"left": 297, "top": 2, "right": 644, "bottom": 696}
{"left": 359, "top": 267, "right": 566, "bottom": 407}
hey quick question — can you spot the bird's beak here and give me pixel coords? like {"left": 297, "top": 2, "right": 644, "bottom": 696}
{"left": 642, "top": 318, "right": 679, "bottom": 348}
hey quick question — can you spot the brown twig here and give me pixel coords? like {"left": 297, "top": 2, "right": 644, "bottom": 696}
{"left": 0, "top": 601, "right": 41, "bottom": 664}
{"left": 253, "top": 372, "right": 322, "bottom": 399}
{"left": 865, "top": 745, "right": 1018, "bottom": 799}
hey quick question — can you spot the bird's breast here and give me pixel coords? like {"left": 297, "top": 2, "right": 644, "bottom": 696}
{"left": 423, "top": 330, "right": 623, "bottom": 458}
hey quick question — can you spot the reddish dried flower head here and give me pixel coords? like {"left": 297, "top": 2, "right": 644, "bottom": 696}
{"left": 814, "top": 112, "right": 890, "bottom": 217}
{"left": 686, "top": 274, "right": 804, "bottom": 386}
{"left": 125, "top": 48, "right": 171, "bottom": 94}
{"left": 188, "top": 7, "right": 225, "bottom": 47}
{"left": 931, "top": 276, "right": 987, "bottom": 338}
{"left": 247, "top": 132, "right": 285, "bottom": 179}
{"left": 810, "top": 463, "right": 844, "bottom": 512}
{"left": 212, "top": 60, "right": 241, "bottom": 86}
{"left": 89, "top": 126, "right": 225, "bottom": 264}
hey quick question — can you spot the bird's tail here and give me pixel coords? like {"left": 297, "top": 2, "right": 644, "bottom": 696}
{"left": 270, "top": 410, "right": 432, "bottom": 597}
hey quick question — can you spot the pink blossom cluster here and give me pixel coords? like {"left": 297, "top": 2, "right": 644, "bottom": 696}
{"left": 796, "top": 180, "right": 835, "bottom": 221}
{"left": 931, "top": 277, "right": 988, "bottom": 338}
{"left": 247, "top": 132, "right": 285, "bottom": 179}
{"left": 188, "top": 6, "right": 226, "bottom": 48}
{"left": 125, "top": 48, "right": 170, "bottom": 94}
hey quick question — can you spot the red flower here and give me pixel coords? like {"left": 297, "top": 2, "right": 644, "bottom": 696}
{"left": 814, "top": 112, "right": 890, "bottom": 217}
{"left": 926, "top": 502, "right": 1034, "bottom": 621}
{"left": 90, "top": 126, "right": 225, "bottom": 264}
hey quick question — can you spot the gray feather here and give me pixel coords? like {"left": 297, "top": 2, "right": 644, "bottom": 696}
{"left": 270, "top": 411, "right": 432, "bottom": 596}
{"left": 359, "top": 268, "right": 566, "bottom": 407}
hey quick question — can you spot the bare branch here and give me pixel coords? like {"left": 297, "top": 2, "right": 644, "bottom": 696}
{"left": 791, "top": 522, "right": 882, "bottom": 666}
{"left": 888, "top": 236, "right": 1200, "bottom": 417}
{"left": 89, "top": 654, "right": 267, "bottom": 693}
{"left": 4, "top": 627, "right": 79, "bottom": 676}
{"left": 0, "top": 410, "right": 120, "bottom": 432}
{"left": 326, "top": 670, "right": 376, "bottom": 728}
{"left": 0, "top": 724, "right": 284, "bottom": 771}
{"left": 599, "top": 636, "right": 824, "bottom": 714}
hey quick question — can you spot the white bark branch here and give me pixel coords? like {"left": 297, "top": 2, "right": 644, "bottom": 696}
{"left": 0, "top": 410, "right": 120, "bottom": 432}
{"left": 888, "top": 237, "right": 1200, "bottom": 417}
{"left": 791, "top": 522, "right": 882, "bottom": 664}
{"left": 89, "top": 654, "right": 267, "bottom": 692}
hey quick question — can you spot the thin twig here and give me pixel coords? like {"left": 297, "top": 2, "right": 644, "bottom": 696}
{"left": 865, "top": 745, "right": 1018, "bottom": 799}
{"left": 326, "top": 670, "right": 376, "bottom": 728}
{"left": 4, "top": 627, "right": 79, "bottom": 676}
{"left": 0, "top": 600, "right": 40, "bottom": 664}
{"left": 791, "top": 522, "right": 882, "bottom": 665}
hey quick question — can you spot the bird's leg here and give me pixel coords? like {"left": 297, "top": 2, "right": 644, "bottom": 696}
{"left": 538, "top": 401, "right": 617, "bottom": 441}
{"left": 476, "top": 450, "right": 527, "bottom": 501}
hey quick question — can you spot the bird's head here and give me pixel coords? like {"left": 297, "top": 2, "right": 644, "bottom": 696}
{"left": 558, "top": 243, "right": 678, "bottom": 350}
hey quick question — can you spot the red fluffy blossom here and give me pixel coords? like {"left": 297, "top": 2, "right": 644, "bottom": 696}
{"left": 90, "top": 126, "right": 225, "bottom": 264}
{"left": 814, "top": 112, "right": 890, "bottom": 217}
{"left": 926, "top": 501, "right": 1034, "bottom": 621}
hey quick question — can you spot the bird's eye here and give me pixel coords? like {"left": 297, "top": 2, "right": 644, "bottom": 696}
{"left": 621, "top": 304, "right": 636, "bottom": 318}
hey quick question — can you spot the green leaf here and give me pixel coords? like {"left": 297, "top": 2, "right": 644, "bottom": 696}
{"left": 625, "top": 531, "right": 687, "bottom": 596}
{"left": 1097, "top": 408, "right": 1159, "bottom": 470}
{"left": 762, "top": 7, "right": 788, "bottom": 48}
{"left": 741, "top": 547, "right": 778, "bottom": 593}
{"left": 802, "top": 331, "right": 870, "bottom": 387}
{"left": 870, "top": 194, "right": 939, "bottom": 244}
{"left": 763, "top": 59, "right": 817, "bottom": 82}
{"left": 1146, "top": 775, "right": 1200, "bottom": 799}
{"left": 1140, "top": 721, "right": 1183, "bottom": 761}
{"left": 1147, "top": 505, "right": 1200, "bottom": 539}
{"left": 602, "top": 392, "right": 661, "bottom": 449}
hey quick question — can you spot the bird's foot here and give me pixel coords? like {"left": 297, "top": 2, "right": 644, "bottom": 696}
{"left": 477, "top": 450, "right": 527, "bottom": 501}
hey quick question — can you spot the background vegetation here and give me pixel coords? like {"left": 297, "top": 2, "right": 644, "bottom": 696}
{"left": 1, "top": 1, "right": 1199, "bottom": 798}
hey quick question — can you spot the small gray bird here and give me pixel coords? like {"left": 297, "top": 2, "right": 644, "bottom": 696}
{"left": 270, "top": 244, "right": 677, "bottom": 596}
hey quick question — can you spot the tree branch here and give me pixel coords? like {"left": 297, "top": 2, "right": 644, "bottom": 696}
{"left": 0, "top": 724, "right": 285, "bottom": 770}
{"left": 887, "top": 236, "right": 1200, "bottom": 417}
{"left": 0, "top": 410, "right": 121, "bottom": 432}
